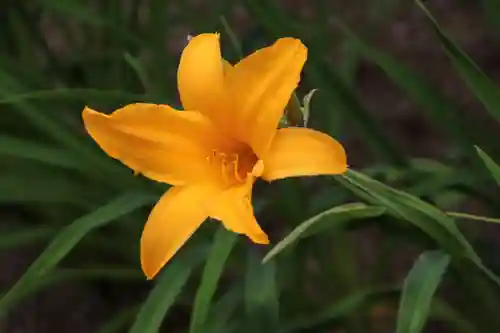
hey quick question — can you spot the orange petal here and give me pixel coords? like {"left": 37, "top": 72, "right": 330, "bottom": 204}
{"left": 82, "top": 103, "right": 224, "bottom": 186}
{"left": 227, "top": 38, "right": 307, "bottom": 157}
{"left": 140, "top": 186, "right": 210, "bottom": 279}
{"left": 262, "top": 127, "right": 347, "bottom": 181}
{"left": 177, "top": 33, "right": 230, "bottom": 127}
{"left": 209, "top": 179, "right": 269, "bottom": 244}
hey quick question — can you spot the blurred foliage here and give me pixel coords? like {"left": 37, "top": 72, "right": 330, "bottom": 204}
{"left": 2, "top": 0, "right": 500, "bottom": 333}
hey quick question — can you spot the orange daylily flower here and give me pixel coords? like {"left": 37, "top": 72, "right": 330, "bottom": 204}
{"left": 82, "top": 33, "right": 347, "bottom": 279}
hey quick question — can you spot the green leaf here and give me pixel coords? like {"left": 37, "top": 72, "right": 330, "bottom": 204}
{"left": 0, "top": 71, "right": 132, "bottom": 182}
{"left": 220, "top": 15, "right": 243, "bottom": 59}
{"left": 124, "top": 52, "right": 152, "bottom": 95}
{"left": 336, "top": 170, "right": 500, "bottom": 286}
{"left": 204, "top": 285, "right": 242, "bottom": 333}
{"left": 338, "top": 22, "right": 489, "bottom": 158}
{"left": 0, "top": 88, "right": 145, "bottom": 104}
{"left": 128, "top": 246, "right": 206, "bottom": 333}
{"left": 0, "top": 135, "right": 86, "bottom": 171}
{"left": 396, "top": 250, "right": 451, "bottom": 333}
{"left": 337, "top": 40, "right": 360, "bottom": 88}
{"left": 1, "top": 268, "right": 142, "bottom": 313}
{"left": 263, "top": 203, "right": 385, "bottom": 263}
{"left": 0, "top": 70, "right": 90, "bottom": 155}
{"left": 0, "top": 192, "right": 154, "bottom": 317}
{"left": 0, "top": 227, "right": 55, "bottom": 250}
{"left": 244, "top": 252, "right": 279, "bottom": 332}
{"left": 475, "top": 146, "right": 500, "bottom": 186}
{"left": 417, "top": 0, "right": 500, "bottom": 124}
{"left": 0, "top": 172, "right": 93, "bottom": 205}
{"left": 189, "top": 227, "right": 238, "bottom": 333}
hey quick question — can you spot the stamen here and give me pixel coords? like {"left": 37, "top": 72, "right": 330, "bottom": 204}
{"left": 206, "top": 149, "right": 256, "bottom": 185}
{"left": 231, "top": 155, "right": 245, "bottom": 182}
{"left": 220, "top": 156, "right": 229, "bottom": 183}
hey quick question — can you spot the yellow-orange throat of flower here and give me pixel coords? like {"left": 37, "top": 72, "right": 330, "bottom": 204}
{"left": 82, "top": 33, "right": 347, "bottom": 279}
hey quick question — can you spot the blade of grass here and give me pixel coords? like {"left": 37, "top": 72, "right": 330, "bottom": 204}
{"left": 124, "top": 53, "right": 152, "bottom": 95}
{"left": 0, "top": 88, "right": 146, "bottom": 104}
{"left": 417, "top": 0, "right": 500, "bottom": 124}
{"left": 245, "top": 251, "right": 279, "bottom": 333}
{"left": 336, "top": 169, "right": 500, "bottom": 287}
{"left": 0, "top": 192, "right": 154, "bottom": 317}
{"left": 220, "top": 16, "right": 244, "bottom": 58}
{"left": 128, "top": 245, "right": 207, "bottom": 333}
{"left": 0, "top": 135, "right": 86, "bottom": 171}
{"left": 0, "top": 267, "right": 143, "bottom": 313}
{"left": 0, "top": 227, "right": 55, "bottom": 250}
{"left": 189, "top": 227, "right": 238, "bottom": 333}
{"left": 337, "top": 22, "right": 494, "bottom": 160}
{"left": 475, "top": 146, "right": 500, "bottom": 186}
{"left": 263, "top": 203, "right": 385, "bottom": 263}
{"left": 0, "top": 70, "right": 132, "bottom": 184}
{"left": 396, "top": 250, "right": 451, "bottom": 333}
{"left": 0, "top": 172, "right": 94, "bottom": 205}
{"left": 0, "top": 69, "right": 88, "bottom": 152}
{"left": 204, "top": 285, "right": 242, "bottom": 333}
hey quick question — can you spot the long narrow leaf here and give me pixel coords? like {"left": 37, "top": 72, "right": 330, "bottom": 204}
{"left": 189, "top": 227, "right": 238, "bottom": 333}
{"left": 128, "top": 246, "right": 206, "bottom": 333}
{"left": 263, "top": 203, "right": 385, "bottom": 263}
{"left": 244, "top": 252, "right": 279, "bottom": 332}
{"left": 475, "top": 146, "right": 500, "bottom": 186}
{"left": 0, "top": 135, "right": 85, "bottom": 171}
{"left": 0, "top": 192, "right": 154, "bottom": 317}
{"left": 336, "top": 170, "right": 500, "bottom": 287}
{"left": 396, "top": 250, "right": 451, "bottom": 333}
{"left": 338, "top": 22, "right": 491, "bottom": 158}
{"left": 417, "top": 0, "right": 500, "bottom": 124}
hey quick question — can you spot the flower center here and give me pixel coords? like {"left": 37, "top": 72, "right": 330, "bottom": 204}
{"left": 207, "top": 145, "right": 259, "bottom": 185}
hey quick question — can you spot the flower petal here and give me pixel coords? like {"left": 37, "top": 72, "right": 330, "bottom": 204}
{"left": 82, "top": 103, "right": 225, "bottom": 186}
{"left": 178, "top": 33, "right": 230, "bottom": 127}
{"left": 262, "top": 127, "right": 347, "bottom": 181}
{"left": 140, "top": 186, "right": 209, "bottom": 279}
{"left": 209, "top": 179, "right": 269, "bottom": 244}
{"left": 227, "top": 38, "right": 307, "bottom": 157}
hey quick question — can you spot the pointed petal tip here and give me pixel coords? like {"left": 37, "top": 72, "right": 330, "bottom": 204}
{"left": 262, "top": 128, "right": 348, "bottom": 181}
{"left": 141, "top": 259, "right": 160, "bottom": 280}
{"left": 139, "top": 186, "right": 209, "bottom": 283}
{"left": 252, "top": 232, "right": 270, "bottom": 245}
{"left": 81, "top": 106, "right": 96, "bottom": 120}
{"left": 81, "top": 106, "right": 109, "bottom": 129}
{"left": 140, "top": 249, "right": 159, "bottom": 280}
